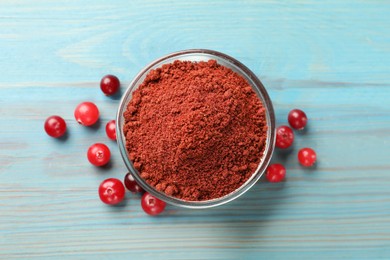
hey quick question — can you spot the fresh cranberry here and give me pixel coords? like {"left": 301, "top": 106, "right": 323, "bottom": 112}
{"left": 100, "top": 75, "right": 120, "bottom": 96}
{"left": 288, "top": 109, "right": 308, "bottom": 130}
{"left": 99, "top": 178, "right": 125, "bottom": 205}
{"left": 74, "top": 102, "right": 99, "bottom": 126}
{"left": 105, "top": 120, "right": 116, "bottom": 141}
{"left": 298, "top": 147, "right": 317, "bottom": 167}
{"left": 141, "top": 192, "right": 166, "bottom": 216}
{"left": 87, "top": 143, "right": 111, "bottom": 166}
{"left": 124, "top": 173, "right": 145, "bottom": 193}
{"left": 44, "top": 115, "right": 66, "bottom": 138}
{"left": 275, "top": 125, "right": 294, "bottom": 149}
{"left": 266, "top": 164, "right": 286, "bottom": 182}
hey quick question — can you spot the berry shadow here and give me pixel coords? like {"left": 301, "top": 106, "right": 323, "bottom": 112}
{"left": 102, "top": 160, "right": 113, "bottom": 170}
{"left": 272, "top": 145, "right": 295, "bottom": 163}
{"left": 86, "top": 118, "right": 102, "bottom": 131}
{"left": 94, "top": 160, "right": 114, "bottom": 173}
{"left": 257, "top": 175, "right": 288, "bottom": 191}
{"left": 295, "top": 124, "right": 310, "bottom": 135}
{"left": 109, "top": 196, "right": 129, "bottom": 209}
{"left": 55, "top": 130, "right": 70, "bottom": 142}
{"left": 299, "top": 160, "right": 319, "bottom": 172}
{"left": 107, "top": 86, "right": 124, "bottom": 101}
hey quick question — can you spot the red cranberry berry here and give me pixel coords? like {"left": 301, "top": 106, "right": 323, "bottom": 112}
{"left": 141, "top": 192, "right": 166, "bottom": 216}
{"left": 98, "top": 178, "right": 125, "bottom": 205}
{"left": 275, "top": 125, "right": 294, "bottom": 149}
{"left": 100, "top": 75, "right": 120, "bottom": 96}
{"left": 105, "top": 120, "right": 116, "bottom": 141}
{"left": 288, "top": 109, "right": 308, "bottom": 130}
{"left": 87, "top": 143, "right": 111, "bottom": 166}
{"left": 44, "top": 115, "right": 67, "bottom": 138}
{"left": 298, "top": 147, "right": 317, "bottom": 167}
{"left": 266, "top": 164, "right": 286, "bottom": 182}
{"left": 74, "top": 102, "right": 99, "bottom": 126}
{"left": 124, "top": 173, "right": 145, "bottom": 193}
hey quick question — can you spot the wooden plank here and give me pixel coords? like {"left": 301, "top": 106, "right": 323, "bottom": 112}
{"left": 0, "top": 0, "right": 389, "bottom": 259}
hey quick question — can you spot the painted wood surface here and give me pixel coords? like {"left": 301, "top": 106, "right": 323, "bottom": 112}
{"left": 1, "top": 0, "right": 389, "bottom": 259}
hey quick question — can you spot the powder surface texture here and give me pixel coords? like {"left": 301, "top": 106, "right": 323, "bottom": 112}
{"left": 123, "top": 60, "right": 267, "bottom": 201}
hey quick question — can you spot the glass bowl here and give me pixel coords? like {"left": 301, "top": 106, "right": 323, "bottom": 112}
{"left": 116, "top": 49, "right": 275, "bottom": 209}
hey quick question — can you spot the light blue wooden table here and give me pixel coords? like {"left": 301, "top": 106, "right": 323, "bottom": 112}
{"left": 1, "top": 1, "right": 389, "bottom": 259}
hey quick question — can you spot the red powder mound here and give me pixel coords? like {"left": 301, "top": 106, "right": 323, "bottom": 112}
{"left": 123, "top": 60, "right": 267, "bottom": 201}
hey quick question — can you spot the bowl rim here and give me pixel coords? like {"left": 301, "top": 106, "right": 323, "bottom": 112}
{"left": 116, "top": 49, "right": 275, "bottom": 209}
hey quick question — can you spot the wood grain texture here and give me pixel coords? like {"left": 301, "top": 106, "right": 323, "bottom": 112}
{"left": 0, "top": 0, "right": 389, "bottom": 259}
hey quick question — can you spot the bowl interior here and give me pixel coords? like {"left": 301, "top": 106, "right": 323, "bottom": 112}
{"left": 116, "top": 49, "right": 275, "bottom": 208}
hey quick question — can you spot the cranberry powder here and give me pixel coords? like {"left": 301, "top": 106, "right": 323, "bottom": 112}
{"left": 123, "top": 60, "right": 267, "bottom": 201}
